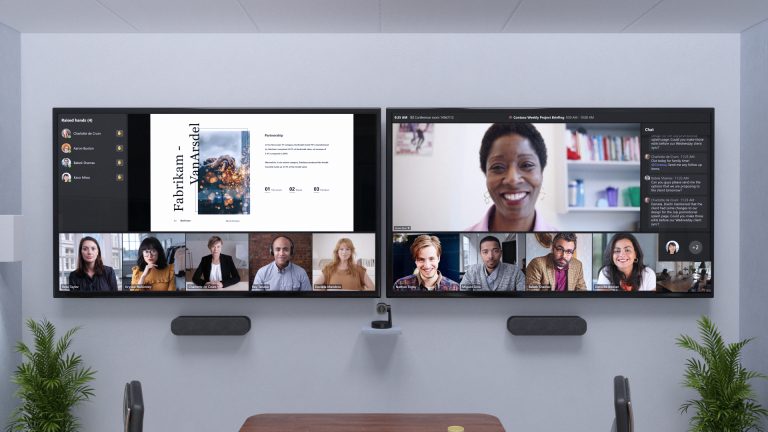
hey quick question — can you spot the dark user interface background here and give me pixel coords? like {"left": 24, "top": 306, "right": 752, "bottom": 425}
{"left": 386, "top": 108, "right": 714, "bottom": 298}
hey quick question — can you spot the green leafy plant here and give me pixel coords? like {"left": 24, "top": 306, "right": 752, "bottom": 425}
{"left": 7, "top": 319, "right": 96, "bottom": 432}
{"left": 677, "top": 315, "right": 768, "bottom": 432}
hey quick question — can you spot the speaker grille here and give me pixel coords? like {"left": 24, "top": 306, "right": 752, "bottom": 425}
{"left": 507, "top": 316, "right": 586, "bottom": 336}
{"left": 171, "top": 316, "right": 251, "bottom": 336}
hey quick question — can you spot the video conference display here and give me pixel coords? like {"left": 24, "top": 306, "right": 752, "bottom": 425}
{"left": 54, "top": 109, "right": 379, "bottom": 297}
{"left": 387, "top": 108, "right": 714, "bottom": 297}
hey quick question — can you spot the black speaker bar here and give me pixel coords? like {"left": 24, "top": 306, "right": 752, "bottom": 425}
{"left": 507, "top": 316, "right": 587, "bottom": 336}
{"left": 171, "top": 316, "right": 251, "bottom": 336}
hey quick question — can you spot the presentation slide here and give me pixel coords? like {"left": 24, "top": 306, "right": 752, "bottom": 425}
{"left": 150, "top": 113, "right": 355, "bottom": 232}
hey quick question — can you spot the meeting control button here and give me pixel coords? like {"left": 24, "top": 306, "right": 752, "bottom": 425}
{"left": 689, "top": 240, "right": 703, "bottom": 255}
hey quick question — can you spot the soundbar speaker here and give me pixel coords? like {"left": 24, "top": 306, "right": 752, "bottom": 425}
{"left": 171, "top": 316, "right": 251, "bottom": 336}
{"left": 507, "top": 316, "right": 586, "bottom": 336}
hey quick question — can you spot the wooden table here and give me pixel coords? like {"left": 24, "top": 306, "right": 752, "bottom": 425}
{"left": 657, "top": 277, "right": 694, "bottom": 292}
{"left": 239, "top": 413, "right": 506, "bottom": 432}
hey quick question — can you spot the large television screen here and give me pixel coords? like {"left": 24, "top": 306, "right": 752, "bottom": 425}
{"left": 387, "top": 108, "right": 713, "bottom": 297}
{"left": 54, "top": 108, "right": 379, "bottom": 297}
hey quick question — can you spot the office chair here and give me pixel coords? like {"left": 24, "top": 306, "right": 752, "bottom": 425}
{"left": 611, "top": 375, "right": 633, "bottom": 432}
{"left": 123, "top": 380, "right": 144, "bottom": 432}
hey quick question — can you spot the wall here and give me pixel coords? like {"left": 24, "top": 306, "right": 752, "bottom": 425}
{"left": 19, "top": 33, "right": 738, "bottom": 432}
{"left": 0, "top": 262, "right": 21, "bottom": 425}
{"left": 0, "top": 23, "right": 20, "bottom": 216}
{"left": 0, "top": 22, "right": 21, "bottom": 429}
{"left": 741, "top": 19, "right": 768, "bottom": 428}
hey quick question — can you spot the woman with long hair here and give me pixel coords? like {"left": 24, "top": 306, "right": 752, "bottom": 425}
{"left": 314, "top": 238, "right": 374, "bottom": 291}
{"left": 68, "top": 236, "right": 118, "bottom": 291}
{"left": 597, "top": 233, "right": 656, "bottom": 291}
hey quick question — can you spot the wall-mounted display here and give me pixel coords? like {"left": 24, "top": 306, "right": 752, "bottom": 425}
{"left": 387, "top": 108, "right": 713, "bottom": 297}
{"left": 54, "top": 108, "right": 379, "bottom": 297}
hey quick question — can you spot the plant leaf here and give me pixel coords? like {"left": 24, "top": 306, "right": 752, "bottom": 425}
{"left": 677, "top": 315, "right": 768, "bottom": 432}
{"left": 6, "top": 319, "right": 96, "bottom": 432}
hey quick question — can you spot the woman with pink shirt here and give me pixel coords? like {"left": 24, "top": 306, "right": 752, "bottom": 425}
{"left": 467, "top": 123, "right": 555, "bottom": 232}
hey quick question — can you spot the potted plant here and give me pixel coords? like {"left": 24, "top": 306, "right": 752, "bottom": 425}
{"left": 7, "top": 318, "right": 96, "bottom": 432}
{"left": 677, "top": 315, "right": 768, "bottom": 432}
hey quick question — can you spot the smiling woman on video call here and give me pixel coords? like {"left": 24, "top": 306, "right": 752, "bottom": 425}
{"left": 597, "top": 233, "right": 656, "bottom": 291}
{"left": 314, "top": 238, "right": 374, "bottom": 290}
{"left": 467, "top": 123, "right": 556, "bottom": 232}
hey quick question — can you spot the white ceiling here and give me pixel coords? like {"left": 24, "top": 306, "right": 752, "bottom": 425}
{"left": 0, "top": 0, "right": 766, "bottom": 33}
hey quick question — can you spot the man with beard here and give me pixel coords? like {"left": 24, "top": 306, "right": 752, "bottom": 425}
{"left": 525, "top": 232, "right": 587, "bottom": 291}
{"left": 460, "top": 236, "right": 525, "bottom": 291}
{"left": 251, "top": 236, "right": 311, "bottom": 291}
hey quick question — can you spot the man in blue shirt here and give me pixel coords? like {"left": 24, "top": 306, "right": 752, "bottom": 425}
{"left": 251, "top": 236, "right": 311, "bottom": 291}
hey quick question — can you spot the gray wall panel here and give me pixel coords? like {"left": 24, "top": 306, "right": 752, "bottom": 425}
{"left": 741, "top": 20, "right": 768, "bottom": 429}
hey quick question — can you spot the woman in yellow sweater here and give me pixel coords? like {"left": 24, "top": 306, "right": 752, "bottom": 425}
{"left": 131, "top": 236, "right": 176, "bottom": 291}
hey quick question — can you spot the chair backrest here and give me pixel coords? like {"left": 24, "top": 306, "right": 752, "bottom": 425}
{"left": 123, "top": 380, "right": 144, "bottom": 432}
{"left": 613, "top": 375, "right": 633, "bottom": 432}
